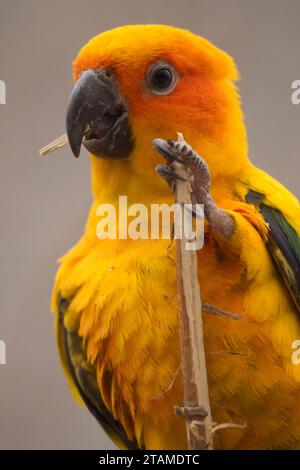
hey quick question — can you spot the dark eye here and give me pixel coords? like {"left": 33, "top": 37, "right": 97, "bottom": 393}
{"left": 152, "top": 68, "right": 173, "bottom": 89}
{"left": 146, "top": 61, "right": 178, "bottom": 95}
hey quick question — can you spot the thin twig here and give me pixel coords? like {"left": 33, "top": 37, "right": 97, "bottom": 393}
{"left": 39, "top": 133, "right": 68, "bottom": 156}
{"left": 211, "top": 421, "right": 247, "bottom": 437}
{"left": 203, "top": 303, "right": 241, "bottom": 321}
{"left": 151, "top": 365, "right": 181, "bottom": 401}
{"left": 206, "top": 348, "right": 251, "bottom": 357}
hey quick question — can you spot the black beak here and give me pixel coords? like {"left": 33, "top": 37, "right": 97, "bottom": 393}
{"left": 66, "top": 68, "right": 134, "bottom": 159}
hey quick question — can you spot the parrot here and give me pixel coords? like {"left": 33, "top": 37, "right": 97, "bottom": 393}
{"left": 51, "top": 24, "right": 300, "bottom": 450}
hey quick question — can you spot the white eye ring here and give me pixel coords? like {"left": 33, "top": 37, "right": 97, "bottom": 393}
{"left": 145, "top": 61, "right": 178, "bottom": 95}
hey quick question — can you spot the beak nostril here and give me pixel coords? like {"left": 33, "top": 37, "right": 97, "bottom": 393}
{"left": 104, "top": 68, "right": 114, "bottom": 78}
{"left": 93, "top": 67, "right": 114, "bottom": 82}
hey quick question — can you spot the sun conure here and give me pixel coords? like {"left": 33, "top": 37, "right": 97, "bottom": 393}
{"left": 51, "top": 24, "right": 300, "bottom": 449}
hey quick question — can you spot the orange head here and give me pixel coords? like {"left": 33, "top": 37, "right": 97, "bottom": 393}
{"left": 66, "top": 25, "right": 249, "bottom": 200}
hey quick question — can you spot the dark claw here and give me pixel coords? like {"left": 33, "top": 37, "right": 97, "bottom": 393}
{"left": 156, "top": 164, "right": 186, "bottom": 188}
{"left": 153, "top": 138, "right": 185, "bottom": 163}
{"left": 156, "top": 164, "right": 186, "bottom": 181}
{"left": 168, "top": 139, "right": 188, "bottom": 154}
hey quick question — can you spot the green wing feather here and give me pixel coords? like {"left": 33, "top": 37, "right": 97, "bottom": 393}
{"left": 246, "top": 189, "right": 300, "bottom": 313}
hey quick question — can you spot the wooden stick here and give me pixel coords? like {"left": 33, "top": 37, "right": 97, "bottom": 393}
{"left": 174, "top": 135, "right": 213, "bottom": 450}
{"left": 39, "top": 133, "right": 68, "bottom": 156}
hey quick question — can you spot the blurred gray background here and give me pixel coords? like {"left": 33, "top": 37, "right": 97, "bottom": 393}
{"left": 0, "top": 0, "right": 299, "bottom": 450}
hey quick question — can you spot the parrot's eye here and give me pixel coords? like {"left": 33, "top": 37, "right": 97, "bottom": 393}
{"left": 146, "top": 61, "right": 178, "bottom": 95}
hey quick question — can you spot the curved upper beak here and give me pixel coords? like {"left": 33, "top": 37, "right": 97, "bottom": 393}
{"left": 66, "top": 68, "right": 134, "bottom": 159}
